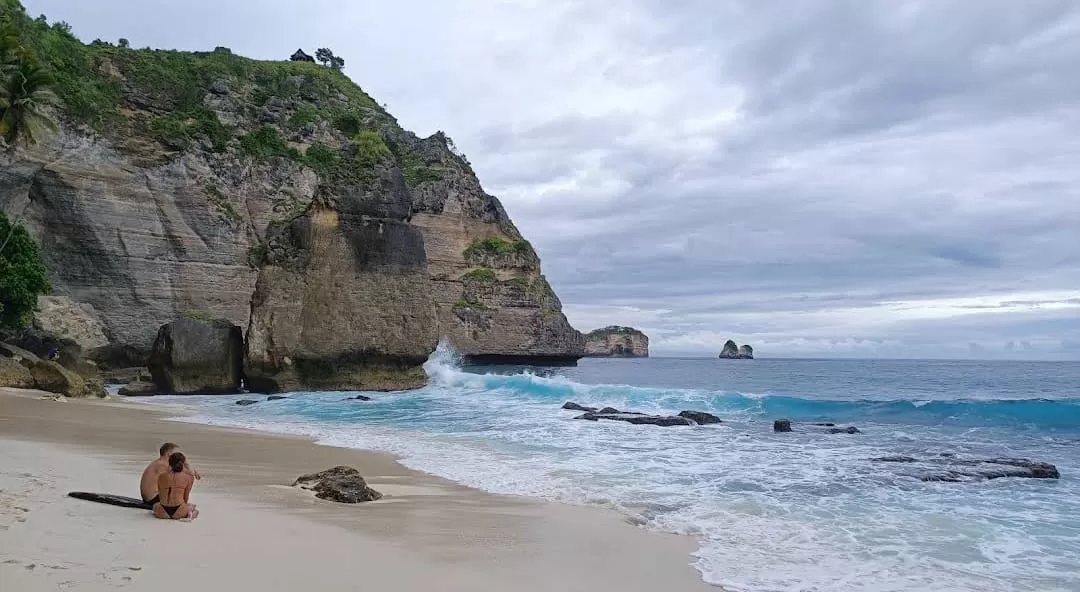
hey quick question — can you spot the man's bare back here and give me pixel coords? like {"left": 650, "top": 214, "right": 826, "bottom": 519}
{"left": 141, "top": 443, "right": 200, "bottom": 504}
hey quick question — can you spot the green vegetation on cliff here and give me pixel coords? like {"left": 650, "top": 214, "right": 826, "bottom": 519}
{"left": 0, "top": 211, "right": 50, "bottom": 329}
{"left": 587, "top": 326, "right": 644, "bottom": 337}
{"left": 462, "top": 268, "right": 497, "bottom": 282}
{"left": 464, "top": 236, "right": 534, "bottom": 259}
{"left": 1, "top": 0, "right": 453, "bottom": 191}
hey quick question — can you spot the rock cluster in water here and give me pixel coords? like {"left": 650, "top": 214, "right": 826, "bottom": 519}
{"left": 872, "top": 455, "right": 1060, "bottom": 481}
{"left": 719, "top": 340, "right": 754, "bottom": 359}
{"left": 563, "top": 402, "right": 722, "bottom": 427}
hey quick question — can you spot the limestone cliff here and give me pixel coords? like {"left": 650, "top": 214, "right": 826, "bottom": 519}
{"left": 584, "top": 326, "right": 649, "bottom": 358}
{"left": 0, "top": 5, "right": 581, "bottom": 388}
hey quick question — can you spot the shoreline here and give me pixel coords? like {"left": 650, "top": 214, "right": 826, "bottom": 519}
{"left": 0, "top": 388, "right": 717, "bottom": 591}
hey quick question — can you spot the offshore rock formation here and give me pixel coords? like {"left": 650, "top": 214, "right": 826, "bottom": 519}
{"left": 719, "top": 340, "right": 754, "bottom": 359}
{"left": 0, "top": 7, "right": 582, "bottom": 389}
{"left": 584, "top": 326, "right": 649, "bottom": 358}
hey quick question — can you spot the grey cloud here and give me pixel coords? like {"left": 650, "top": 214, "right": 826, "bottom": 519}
{"left": 25, "top": 0, "right": 1080, "bottom": 359}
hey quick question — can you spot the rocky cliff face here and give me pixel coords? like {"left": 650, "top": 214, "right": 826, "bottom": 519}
{"left": 0, "top": 10, "right": 582, "bottom": 389}
{"left": 584, "top": 326, "right": 649, "bottom": 358}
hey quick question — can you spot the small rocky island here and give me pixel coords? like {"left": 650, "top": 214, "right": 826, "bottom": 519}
{"left": 584, "top": 326, "right": 649, "bottom": 358}
{"left": 719, "top": 339, "right": 754, "bottom": 359}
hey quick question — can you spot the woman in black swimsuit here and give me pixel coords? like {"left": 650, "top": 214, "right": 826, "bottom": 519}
{"left": 153, "top": 452, "right": 199, "bottom": 520}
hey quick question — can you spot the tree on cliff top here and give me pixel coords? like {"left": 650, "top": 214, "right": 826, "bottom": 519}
{"left": 315, "top": 47, "right": 345, "bottom": 71}
{"left": 0, "top": 211, "right": 50, "bottom": 330}
{"left": 0, "top": 5, "right": 57, "bottom": 151}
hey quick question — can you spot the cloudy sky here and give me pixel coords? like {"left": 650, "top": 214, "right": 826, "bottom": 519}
{"left": 26, "top": 0, "right": 1080, "bottom": 359}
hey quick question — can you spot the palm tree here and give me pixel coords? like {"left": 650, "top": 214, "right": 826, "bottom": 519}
{"left": 0, "top": 58, "right": 56, "bottom": 151}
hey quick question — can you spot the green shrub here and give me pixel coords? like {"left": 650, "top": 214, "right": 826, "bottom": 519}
{"left": 351, "top": 130, "right": 390, "bottom": 166}
{"left": 239, "top": 125, "right": 298, "bottom": 160}
{"left": 400, "top": 151, "right": 445, "bottom": 187}
{"left": 302, "top": 142, "right": 339, "bottom": 177}
{"left": 453, "top": 298, "right": 490, "bottom": 311}
{"left": 462, "top": 268, "right": 497, "bottom": 282}
{"left": 288, "top": 103, "right": 322, "bottom": 130}
{"left": 463, "top": 236, "right": 533, "bottom": 259}
{"left": 248, "top": 243, "right": 268, "bottom": 267}
{"left": 149, "top": 107, "right": 229, "bottom": 151}
{"left": 181, "top": 309, "right": 214, "bottom": 321}
{"left": 0, "top": 212, "right": 51, "bottom": 330}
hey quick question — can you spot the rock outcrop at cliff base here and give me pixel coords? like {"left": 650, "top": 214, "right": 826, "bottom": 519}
{"left": 0, "top": 4, "right": 584, "bottom": 390}
{"left": 148, "top": 319, "right": 243, "bottom": 395}
{"left": 584, "top": 326, "right": 649, "bottom": 358}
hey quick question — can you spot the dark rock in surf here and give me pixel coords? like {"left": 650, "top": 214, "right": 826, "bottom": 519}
{"left": 236, "top": 399, "right": 259, "bottom": 406}
{"left": 828, "top": 426, "right": 861, "bottom": 434}
{"left": 293, "top": 466, "right": 383, "bottom": 503}
{"left": 678, "top": 411, "right": 722, "bottom": 425}
{"left": 810, "top": 423, "right": 836, "bottom": 427}
{"left": 344, "top": 394, "right": 372, "bottom": 401}
{"left": 774, "top": 419, "right": 792, "bottom": 432}
{"left": 267, "top": 395, "right": 288, "bottom": 401}
{"left": 871, "top": 455, "right": 1060, "bottom": 481}
{"left": 575, "top": 412, "right": 695, "bottom": 427}
{"left": 598, "top": 407, "right": 621, "bottom": 414}
{"left": 562, "top": 401, "right": 597, "bottom": 413}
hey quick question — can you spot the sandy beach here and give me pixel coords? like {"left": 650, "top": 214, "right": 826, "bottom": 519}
{"left": 0, "top": 388, "right": 715, "bottom": 591}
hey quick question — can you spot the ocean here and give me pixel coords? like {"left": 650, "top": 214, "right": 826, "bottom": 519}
{"left": 143, "top": 347, "right": 1080, "bottom": 592}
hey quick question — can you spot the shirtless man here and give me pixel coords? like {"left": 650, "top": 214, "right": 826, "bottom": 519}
{"left": 140, "top": 442, "right": 201, "bottom": 506}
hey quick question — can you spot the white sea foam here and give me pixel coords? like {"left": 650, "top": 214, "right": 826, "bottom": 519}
{"left": 149, "top": 349, "right": 1080, "bottom": 592}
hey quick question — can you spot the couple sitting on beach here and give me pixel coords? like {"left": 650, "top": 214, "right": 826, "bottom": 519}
{"left": 139, "top": 442, "right": 201, "bottom": 520}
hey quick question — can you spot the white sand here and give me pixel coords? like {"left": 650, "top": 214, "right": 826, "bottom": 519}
{"left": 0, "top": 389, "right": 718, "bottom": 591}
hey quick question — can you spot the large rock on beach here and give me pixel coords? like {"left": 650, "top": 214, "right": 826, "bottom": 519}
{"left": 871, "top": 455, "right": 1060, "bottom": 481}
{"left": 293, "top": 466, "right": 383, "bottom": 503}
{"left": 0, "top": 355, "right": 35, "bottom": 388}
{"left": 28, "top": 360, "right": 105, "bottom": 398}
{"left": 148, "top": 319, "right": 244, "bottom": 395}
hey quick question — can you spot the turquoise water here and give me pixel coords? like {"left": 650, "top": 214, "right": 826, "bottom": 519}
{"left": 149, "top": 347, "right": 1080, "bottom": 592}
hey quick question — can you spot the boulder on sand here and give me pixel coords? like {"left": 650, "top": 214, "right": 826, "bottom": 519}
{"left": 293, "top": 466, "right": 383, "bottom": 503}
{"left": 28, "top": 360, "right": 106, "bottom": 398}
{"left": 0, "top": 356, "right": 35, "bottom": 388}
{"left": 148, "top": 319, "right": 244, "bottom": 395}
